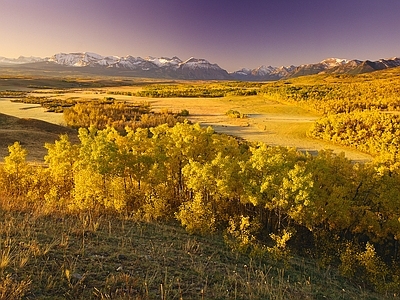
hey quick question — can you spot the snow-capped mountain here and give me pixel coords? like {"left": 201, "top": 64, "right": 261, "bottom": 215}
{"left": 0, "top": 56, "right": 44, "bottom": 64}
{"left": 1, "top": 52, "right": 400, "bottom": 80}
{"left": 49, "top": 53, "right": 152, "bottom": 70}
{"left": 49, "top": 52, "right": 105, "bottom": 67}
{"left": 231, "top": 56, "right": 400, "bottom": 80}
{"left": 372, "top": 57, "right": 400, "bottom": 69}
{"left": 43, "top": 52, "right": 230, "bottom": 79}
{"left": 231, "top": 65, "right": 296, "bottom": 80}
{"left": 146, "top": 56, "right": 182, "bottom": 68}
{"left": 180, "top": 57, "right": 217, "bottom": 69}
{"left": 177, "top": 57, "right": 230, "bottom": 79}
{"left": 320, "top": 58, "right": 349, "bottom": 68}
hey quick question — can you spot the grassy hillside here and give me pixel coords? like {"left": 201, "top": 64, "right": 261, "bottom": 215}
{"left": 0, "top": 207, "right": 385, "bottom": 299}
{"left": 0, "top": 113, "right": 78, "bottom": 161}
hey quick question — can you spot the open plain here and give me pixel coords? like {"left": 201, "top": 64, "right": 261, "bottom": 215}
{"left": 1, "top": 78, "right": 373, "bottom": 162}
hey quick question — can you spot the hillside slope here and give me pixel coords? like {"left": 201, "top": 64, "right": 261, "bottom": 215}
{"left": 0, "top": 208, "right": 386, "bottom": 299}
{"left": 0, "top": 113, "right": 78, "bottom": 161}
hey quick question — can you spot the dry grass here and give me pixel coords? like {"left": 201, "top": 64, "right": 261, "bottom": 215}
{"left": 0, "top": 78, "right": 373, "bottom": 163}
{"left": 0, "top": 205, "right": 385, "bottom": 300}
{"left": 55, "top": 90, "right": 373, "bottom": 162}
{"left": 0, "top": 112, "right": 78, "bottom": 162}
{"left": 0, "top": 77, "right": 388, "bottom": 299}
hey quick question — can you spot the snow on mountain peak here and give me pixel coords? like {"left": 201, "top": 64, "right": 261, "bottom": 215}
{"left": 45, "top": 52, "right": 229, "bottom": 76}
{"left": 320, "top": 58, "right": 349, "bottom": 67}
{"left": 2, "top": 52, "right": 400, "bottom": 81}
{"left": 254, "top": 65, "right": 275, "bottom": 75}
{"left": 180, "top": 57, "right": 223, "bottom": 70}
{"left": 47, "top": 52, "right": 215, "bottom": 70}
{"left": 181, "top": 57, "right": 207, "bottom": 64}
{"left": 146, "top": 56, "right": 182, "bottom": 67}
{"left": 0, "top": 56, "right": 44, "bottom": 64}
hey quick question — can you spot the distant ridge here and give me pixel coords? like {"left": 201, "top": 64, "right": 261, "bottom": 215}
{"left": 232, "top": 57, "right": 400, "bottom": 80}
{"left": 0, "top": 52, "right": 399, "bottom": 80}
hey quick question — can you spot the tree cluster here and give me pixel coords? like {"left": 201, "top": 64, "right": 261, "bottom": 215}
{"left": 63, "top": 101, "right": 185, "bottom": 132}
{"left": 135, "top": 83, "right": 259, "bottom": 98}
{"left": 11, "top": 95, "right": 77, "bottom": 113}
{"left": 226, "top": 109, "right": 247, "bottom": 119}
{"left": 2, "top": 123, "right": 400, "bottom": 292}
{"left": 260, "top": 76, "right": 400, "bottom": 114}
{"left": 308, "top": 110, "right": 400, "bottom": 159}
{"left": 0, "top": 90, "right": 27, "bottom": 98}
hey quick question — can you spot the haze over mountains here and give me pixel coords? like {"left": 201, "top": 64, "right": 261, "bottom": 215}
{"left": 1, "top": 52, "right": 399, "bottom": 81}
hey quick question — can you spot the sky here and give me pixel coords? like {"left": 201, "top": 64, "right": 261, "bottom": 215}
{"left": 0, "top": 0, "right": 400, "bottom": 72}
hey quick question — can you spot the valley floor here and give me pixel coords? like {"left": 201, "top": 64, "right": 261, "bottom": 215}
{"left": 146, "top": 96, "right": 373, "bottom": 163}
{"left": 0, "top": 96, "right": 373, "bottom": 162}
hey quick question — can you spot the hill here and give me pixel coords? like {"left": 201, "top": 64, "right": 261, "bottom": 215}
{"left": 0, "top": 113, "right": 78, "bottom": 161}
{"left": 0, "top": 208, "right": 385, "bottom": 299}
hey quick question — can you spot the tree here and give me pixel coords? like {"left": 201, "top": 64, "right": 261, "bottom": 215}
{"left": 44, "top": 135, "right": 78, "bottom": 204}
{"left": 2, "top": 142, "right": 30, "bottom": 196}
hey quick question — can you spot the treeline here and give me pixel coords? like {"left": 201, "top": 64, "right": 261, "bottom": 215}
{"left": 2, "top": 123, "right": 400, "bottom": 293}
{"left": 257, "top": 70, "right": 400, "bottom": 160}
{"left": 260, "top": 79, "right": 400, "bottom": 115}
{"left": 0, "top": 90, "right": 27, "bottom": 98}
{"left": 63, "top": 101, "right": 186, "bottom": 131}
{"left": 135, "top": 82, "right": 259, "bottom": 98}
{"left": 308, "top": 110, "right": 400, "bottom": 159}
{"left": 10, "top": 95, "right": 81, "bottom": 113}
{"left": 11, "top": 96, "right": 76, "bottom": 113}
{"left": 107, "top": 90, "right": 134, "bottom": 96}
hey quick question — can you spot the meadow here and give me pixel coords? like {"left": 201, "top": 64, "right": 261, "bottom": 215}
{"left": 1, "top": 69, "right": 400, "bottom": 298}
{"left": 1, "top": 75, "right": 372, "bottom": 162}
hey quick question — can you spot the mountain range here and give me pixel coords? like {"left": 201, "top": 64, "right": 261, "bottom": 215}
{"left": 1, "top": 52, "right": 399, "bottom": 81}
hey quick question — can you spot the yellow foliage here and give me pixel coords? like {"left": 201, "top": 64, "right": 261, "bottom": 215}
{"left": 267, "top": 229, "right": 294, "bottom": 262}
{"left": 176, "top": 194, "right": 215, "bottom": 235}
{"left": 340, "top": 242, "right": 390, "bottom": 292}
{"left": 224, "top": 216, "right": 262, "bottom": 254}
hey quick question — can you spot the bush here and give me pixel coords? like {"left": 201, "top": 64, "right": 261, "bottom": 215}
{"left": 178, "top": 109, "right": 190, "bottom": 116}
{"left": 175, "top": 194, "right": 216, "bottom": 235}
{"left": 226, "top": 109, "right": 246, "bottom": 119}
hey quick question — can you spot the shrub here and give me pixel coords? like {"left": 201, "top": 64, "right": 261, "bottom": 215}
{"left": 339, "top": 242, "right": 390, "bottom": 292}
{"left": 178, "top": 109, "right": 190, "bottom": 116}
{"left": 226, "top": 109, "right": 246, "bottom": 119}
{"left": 267, "top": 229, "right": 294, "bottom": 263}
{"left": 175, "top": 194, "right": 216, "bottom": 235}
{"left": 224, "top": 216, "right": 262, "bottom": 255}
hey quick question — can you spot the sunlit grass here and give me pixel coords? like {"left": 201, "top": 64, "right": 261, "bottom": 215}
{"left": 0, "top": 206, "right": 385, "bottom": 299}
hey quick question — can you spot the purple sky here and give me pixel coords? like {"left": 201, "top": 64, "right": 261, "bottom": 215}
{"left": 1, "top": 0, "right": 399, "bottom": 71}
